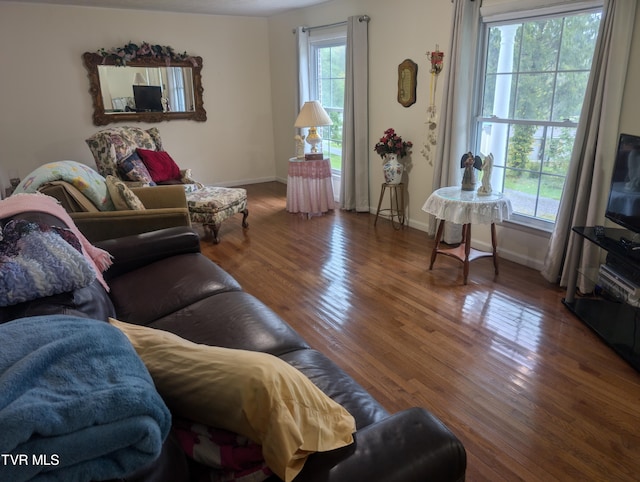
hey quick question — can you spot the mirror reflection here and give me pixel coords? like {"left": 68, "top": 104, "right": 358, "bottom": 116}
{"left": 83, "top": 49, "right": 206, "bottom": 126}
{"left": 98, "top": 65, "right": 195, "bottom": 114}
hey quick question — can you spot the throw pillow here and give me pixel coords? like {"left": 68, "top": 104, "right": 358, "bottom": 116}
{"left": 0, "top": 220, "right": 96, "bottom": 306}
{"left": 108, "top": 319, "right": 356, "bottom": 482}
{"left": 105, "top": 176, "right": 146, "bottom": 211}
{"left": 136, "top": 149, "right": 182, "bottom": 183}
{"left": 117, "top": 151, "right": 156, "bottom": 186}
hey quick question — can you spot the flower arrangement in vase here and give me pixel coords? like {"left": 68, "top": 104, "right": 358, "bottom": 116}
{"left": 374, "top": 128, "right": 413, "bottom": 185}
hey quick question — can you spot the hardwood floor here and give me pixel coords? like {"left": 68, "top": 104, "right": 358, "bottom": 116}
{"left": 199, "top": 181, "right": 640, "bottom": 481}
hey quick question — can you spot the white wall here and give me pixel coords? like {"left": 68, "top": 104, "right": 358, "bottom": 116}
{"left": 0, "top": 2, "right": 276, "bottom": 188}
{"left": 268, "top": 0, "right": 640, "bottom": 270}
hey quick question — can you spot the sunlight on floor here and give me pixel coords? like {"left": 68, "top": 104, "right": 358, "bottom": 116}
{"left": 319, "top": 223, "right": 352, "bottom": 329}
{"left": 462, "top": 290, "right": 543, "bottom": 371}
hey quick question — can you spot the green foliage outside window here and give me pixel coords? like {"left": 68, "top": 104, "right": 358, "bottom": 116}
{"left": 478, "top": 9, "right": 601, "bottom": 222}
{"left": 316, "top": 44, "right": 345, "bottom": 171}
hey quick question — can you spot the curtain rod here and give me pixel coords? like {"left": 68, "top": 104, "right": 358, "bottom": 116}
{"left": 297, "top": 15, "right": 370, "bottom": 33}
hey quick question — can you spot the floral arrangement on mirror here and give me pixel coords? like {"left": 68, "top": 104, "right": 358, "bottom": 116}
{"left": 98, "top": 42, "right": 196, "bottom": 66}
{"left": 374, "top": 128, "right": 413, "bottom": 160}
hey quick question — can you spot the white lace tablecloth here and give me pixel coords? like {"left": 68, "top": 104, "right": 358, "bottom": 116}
{"left": 422, "top": 186, "right": 512, "bottom": 225}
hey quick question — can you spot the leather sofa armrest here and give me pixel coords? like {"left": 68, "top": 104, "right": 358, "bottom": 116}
{"left": 297, "top": 408, "right": 466, "bottom": 482}
{"left": 95, "top": 226, "right": 201, "bottom": 280}
{"left": 131, "top": 185, "right": 188, "bottom": 209}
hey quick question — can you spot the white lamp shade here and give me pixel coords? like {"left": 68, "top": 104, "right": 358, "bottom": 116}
{"left": 134, "top": 72, "right": 146, "bottom": 85}
{"left": 294, "top": 101, "right": 333, "bottom": 128}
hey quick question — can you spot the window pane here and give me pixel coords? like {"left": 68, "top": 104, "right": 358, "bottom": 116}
{"left": 559, "top": 13, "right": 601, "bottom": 70}
{"left": 552, "top": 72, "right": 589, "bottom": 121}
{"left": 327, "top": 110, "right": 343, "bottom": 142}
{"left": 544, "top": 126, "right": 576, "bottom": 174}
{"left": 506, "top": 124, "right": 538, "bottom": 171}
{"left": 329, "top": 79, "right": 344, "bottom": 108}
{"left": 514, "top": 73, "right": 554, "bottom": 120}
{"left": 505, "top": 172, "right": 539, "bottom": 217}
{"left": 312, "top": 42, "right": 346, "bottom": 171}
{"left": 536, "top": 174, "right": 562, "bottom": 220}
{"left": 318, "top": 49, "right": 331, "bottom": 76}
{"left": 330, "top": 46, "right": 345, "bottom": 76}
{"left": 485, "top": 26, "right": 504, "bottom": 75}
{"left": 477, "top": 121, "right": 508, "bottom": 164}
{"left": 321, "top": 81, "right": 331, "bottom": 106}
{"left": 518, "top": 18, "right": 562, "bottom": 72}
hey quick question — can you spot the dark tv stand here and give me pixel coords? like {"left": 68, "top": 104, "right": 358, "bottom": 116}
{"left": 563, "top": 226, "right": 640, "bottom": 372}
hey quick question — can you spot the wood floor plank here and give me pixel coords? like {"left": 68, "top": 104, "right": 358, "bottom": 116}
{"left": 199, "top": 182, "right": 640, "bottom": 482}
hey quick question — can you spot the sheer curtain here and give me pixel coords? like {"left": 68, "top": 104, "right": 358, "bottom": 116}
{"left": 295, "top": 26, "right": 310, "bottom": 111}
{"left": 427, "top": 0, "right": 481, "bottom": 241}
{"left": 541, "top": 0, "right": 637, "bottom": 287}
{"left": 340, "top": 15, "right": 370, "bottom": 211}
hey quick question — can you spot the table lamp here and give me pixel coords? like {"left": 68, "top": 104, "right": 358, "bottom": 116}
{"left": 294, "top": 101, "right": 333, "bottom": 157}
{"left": 134, "top": 72, "right": 147, "bottom": 85}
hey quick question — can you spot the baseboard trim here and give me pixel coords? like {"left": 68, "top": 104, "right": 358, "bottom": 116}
{"left": 213, "top": 176, "right": 277, "bottom": 187}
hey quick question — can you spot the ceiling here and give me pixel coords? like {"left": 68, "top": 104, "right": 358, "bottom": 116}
{"left": 10, "top": 0, "right": 332, "bottom": 17}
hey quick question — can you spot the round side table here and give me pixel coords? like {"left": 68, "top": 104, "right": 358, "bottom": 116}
{"left": 422, "top": 186, "right": 512, "bottom": 284}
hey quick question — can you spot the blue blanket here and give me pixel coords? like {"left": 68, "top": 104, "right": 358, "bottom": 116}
{"left": 0, "top": 315, "right": 171, "bottom": 481}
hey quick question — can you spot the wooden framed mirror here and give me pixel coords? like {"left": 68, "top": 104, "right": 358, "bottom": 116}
{"left": 83, "top": 49, "right": 207, "bottom": 126}
{"left": 397, "top": 59, "right": 418, "bottom": 108}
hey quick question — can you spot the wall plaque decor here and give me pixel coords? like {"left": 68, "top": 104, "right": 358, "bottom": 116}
{"left": 397, "top": 59, "right": 417, "bottom": 108}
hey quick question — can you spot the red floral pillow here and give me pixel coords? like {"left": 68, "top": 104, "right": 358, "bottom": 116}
{"left": 136, "top": 149, "right": 182, "bottom": 183}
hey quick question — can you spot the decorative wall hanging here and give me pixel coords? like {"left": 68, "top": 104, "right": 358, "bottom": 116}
{"left": 421, "top": 46, "right": 444, "bottom": 166}
{"left": 397, "top": 59, "right": 417, "bottom": 107}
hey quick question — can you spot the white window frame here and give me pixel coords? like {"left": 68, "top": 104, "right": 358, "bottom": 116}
{"left": 473, "top": 2, "right": 603, "bottom": 232}
{"left": 308, "top": 27, "right": 346, "bottom": 175}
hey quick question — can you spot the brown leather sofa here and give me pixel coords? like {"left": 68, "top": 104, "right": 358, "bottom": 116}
{"left": 0, "top": 213, "right": 466, "bottom": 482}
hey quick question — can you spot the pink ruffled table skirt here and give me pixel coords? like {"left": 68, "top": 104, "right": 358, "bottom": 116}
{"left": 286, "top": 158, "right": 335, "bottom": 216}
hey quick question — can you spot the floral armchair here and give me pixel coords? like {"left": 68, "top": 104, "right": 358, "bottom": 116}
{"left": 86, "top": 126, "right": 248, "bottom": 244}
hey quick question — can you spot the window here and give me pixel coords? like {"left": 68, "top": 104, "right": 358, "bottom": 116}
{"left": 474, "top": 7, "right": 602, "bottom": 229}
{"left": 309, "top": 37, "right": 346, "bottom": 172}
{"left": 166, "top": 67, "right": 186, "bottom": 112}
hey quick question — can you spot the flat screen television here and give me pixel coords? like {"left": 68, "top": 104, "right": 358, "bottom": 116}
{"left": 132, "top": 85, "right": 163, "bottom": 112}
{"left": 605, "top": 133, "right": 640, "bottom": 234}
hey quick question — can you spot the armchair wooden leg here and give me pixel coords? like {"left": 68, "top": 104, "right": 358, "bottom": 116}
{"left": 204, "top": 209, "right": 247, "bottom": 244}
{"left": 241, "top": 209, "right": 249, "bottom": 228}
{"left": 205, "top": 223, "right": 221, "bottom": 244}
